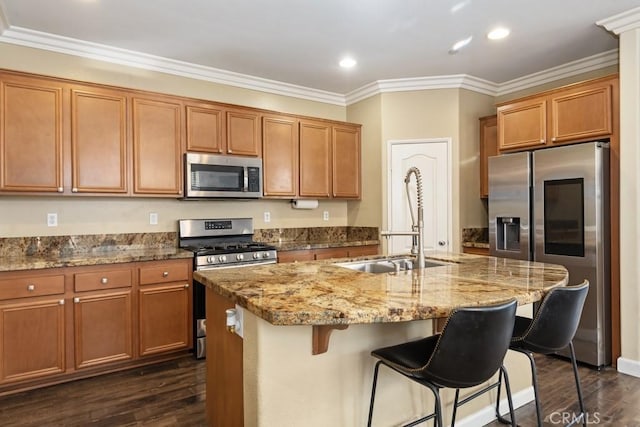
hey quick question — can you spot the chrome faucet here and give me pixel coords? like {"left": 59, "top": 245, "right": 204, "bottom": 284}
{"left": 381, "top": 167, "right": 426, "bottom": 269}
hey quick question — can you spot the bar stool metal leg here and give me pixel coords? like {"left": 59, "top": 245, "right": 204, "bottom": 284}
{"left": 567, "top": 342, "right": 587, "bottom": 427}
{"left": 367, "top": 361, "right": 382, "bottom": 427}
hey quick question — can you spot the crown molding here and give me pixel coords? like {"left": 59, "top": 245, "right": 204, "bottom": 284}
{"left": 0, "top": 26, "right": 346, "bottom": 106}
{"left": 597, "top": 6, "right": 640, "bottom": 35}
{"left": 0, "top": 25, "right": 619, "bottom": 107}
{"left": 496, "top": 49, "right": 619, "bottom": 96}
{"left": 0, "top": 2, "right": 9, "bottom": 35}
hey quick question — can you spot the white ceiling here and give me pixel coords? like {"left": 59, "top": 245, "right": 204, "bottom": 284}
{"left": 0, "top": 0, "right": 638, "bottom": 103}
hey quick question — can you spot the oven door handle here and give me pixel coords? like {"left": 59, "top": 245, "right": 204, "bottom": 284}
{"left": 196, "top": 260, "right": 277, "bottom": 271}
{"left": 243, "top": 167, "right": 249, "bottom": 192}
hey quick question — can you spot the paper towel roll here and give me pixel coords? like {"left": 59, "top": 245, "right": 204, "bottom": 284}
{"left": 291, "top": 199, "right": 319, "bottom": 209}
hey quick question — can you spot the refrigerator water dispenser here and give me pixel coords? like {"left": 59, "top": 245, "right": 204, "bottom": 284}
{"left": 497, "top": 217, "right": 520, "bottom": 251}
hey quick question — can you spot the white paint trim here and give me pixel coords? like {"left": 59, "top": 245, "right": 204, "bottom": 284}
{"left": 0, "top": 26, "right": 346, "bottom": 106}
{"left": 385, "top": 138, "right": 453, "bottom": 254}
{"left": 455, "top": 386, "right": 535, "bottom": 427}
{"left": 597, "top": 6, "right": 640, "bottom": 35}
{"left": 617, "top": 357, "right": 640, "bottom": 378}
{"left": 496, "top": 50, "right": 619, "bottom": 96}
{"left": 0, "top": 24, "right": 619, "bottom": 105}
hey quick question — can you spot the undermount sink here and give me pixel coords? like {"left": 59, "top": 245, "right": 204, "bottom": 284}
{"left": 334, "top": 257, "right": 446, "bottom": 274}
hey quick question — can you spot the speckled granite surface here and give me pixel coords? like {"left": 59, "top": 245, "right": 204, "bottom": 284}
{"left": 254, "top": 226, "right": 379, "bottom": 251}
{"left": 462, "top": 227, "right": 489, "bottom": 249}
{"left": 194, "top": 252, "right": 568, "bottom": 326}
{"left": 0, "top": 233, "right": 192, "bottom": 272}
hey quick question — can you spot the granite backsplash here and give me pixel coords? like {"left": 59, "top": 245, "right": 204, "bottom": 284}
{"left": 253, "top": 226, "right": 378, "bottom": 245}
{"left": 462, "top": 227, "right": 488, "bottom": 244}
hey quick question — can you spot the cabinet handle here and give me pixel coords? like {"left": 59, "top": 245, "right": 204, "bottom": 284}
{"left": 101, "top": 277, "right": 108, "bottom": 284}
{"left": 57, "top": 187, "right": 64, "bottom": 193}
{"left": 184, "top": 283, "right": 190, "bottom": 289}
{"left": 162, "top": 271, "right": 169, "bottom": 278}
{"left": 540, "top": 139, "right": 545, "bottom": 143}
{"left": 74, "top": 297, "right": 80, "bottom": 303}
{"left": 27, "top": 284, "right": 35, "bottom": 291}
{"left": 228, "top": 149, "right": 233, "bottom": 153}
{"left": 72, "top": 187, "right": 78, "bottom": 193}
{"left": 59, "top": 299, "right": 65, "bottom": 305}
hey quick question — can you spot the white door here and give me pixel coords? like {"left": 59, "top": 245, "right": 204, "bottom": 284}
{"left": 388, "top": 139, "right": 451, "bottom": 255}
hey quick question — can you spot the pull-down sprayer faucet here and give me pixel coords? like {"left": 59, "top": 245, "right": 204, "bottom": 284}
{"left": 381, "top": 167, "right": 426, "bottom": 269}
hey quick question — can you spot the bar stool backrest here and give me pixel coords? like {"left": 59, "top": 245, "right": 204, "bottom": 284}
{"left": 421, "top": 299, "right": 517, "bottom": 389}
{"left": 514, "top": 281, "right": 589, "bottom": 354}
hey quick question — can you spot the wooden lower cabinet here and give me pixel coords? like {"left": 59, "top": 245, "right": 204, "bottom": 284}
{"left": 73, "top": 290, "right": 133, "bottom": 369}
{"left": 0, "top": 298, "right": 66, "bottom": 383}
{"left": 138, "top": 282, "right": 191, "bottom": 356}
{"left": 0, "top": 258, "right": 193, "bottom": 392}
{"left": 462, "top": 246, "right": 490, "bottom": 256}
{"left": 278, "top": 245, "right": 379, "bottom": 263}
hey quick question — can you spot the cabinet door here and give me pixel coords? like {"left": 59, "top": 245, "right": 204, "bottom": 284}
{"left": 0, "top": 298, "right": 65, "bottom": 383}
{"left": 71, "top": 87, "right": 128, "bottom": 193}
{"left": 314, "top": 247, "right": 349, "bottom": 260}
{"left": 186, "top": 103, "right": 225, "bottom": 153}
{"left": 139, "top": 282, "right": 191, "bottom": 356}
{"left": 0, "top": 75, "right": 64, "bottom": 193}
{"left": 332, "top": 125, "right": 361, "bottom": 199}
{"left": 497, "top": 98, "right": 547, "bottom": 151}
{"left": 299, "top": 120, "right": 331, "bottom": 198}
{"left": 262, "top": 115, "right": 298, "bottom": 198}
{"left": 277, "top": 250, "right": 315, "bottom": 263}
{"left": 550, "top": 84, "right": 612, "bottom": 143}
{"left": 73, "top": 291, "right": 133, "bottom": 369}
{"left": 479, "top": 115, "right": 497, "bottom": 198}
{"left": 347, "top": 245, "right": 379, "bottom": 257}
{"left": 226, "top": 109, "right": 261, "bottom": 156}
{"left": 132, "top": 97, "right": 183, "bottom": 195}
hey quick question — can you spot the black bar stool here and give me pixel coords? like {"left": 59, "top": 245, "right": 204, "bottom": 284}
{"left": 367, "top": 299, "right": 518, "bottom": 427}
{"left": 496, "top": 280, "right": 589, "bottom": 427}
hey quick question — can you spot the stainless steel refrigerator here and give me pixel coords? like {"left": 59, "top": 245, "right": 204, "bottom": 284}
{"left": 488, "top": 141, "right": 610, "bottom": 367}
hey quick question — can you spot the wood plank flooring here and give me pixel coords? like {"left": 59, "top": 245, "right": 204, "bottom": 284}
{"left": 0, "top": 354, "right": 638, "bottom": 426}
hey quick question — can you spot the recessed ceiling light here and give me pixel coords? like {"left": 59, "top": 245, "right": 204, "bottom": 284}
{"left": 339, "top": 57, "right": 357, "bottom": 68}
{"left": 448, "top": 36, "right": 473, "bottom": 54}
{"left": 488, "top": 27, "right": 510, "bottom": 40}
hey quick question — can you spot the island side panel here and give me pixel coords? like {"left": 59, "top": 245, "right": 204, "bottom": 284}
{"left": 206, "top": 288, "right": 244, "bottom": 427}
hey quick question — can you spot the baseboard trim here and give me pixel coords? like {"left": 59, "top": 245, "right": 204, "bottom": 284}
{"left": 617, "top": 357, "right": 640, "bottom": 378}
{"left": 455, "top": 386, "right": 535, "bottom": 427}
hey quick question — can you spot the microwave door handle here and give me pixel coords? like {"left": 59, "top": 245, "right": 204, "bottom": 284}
{"left": 243, "top": 167, "right": 249, "bottom": 192}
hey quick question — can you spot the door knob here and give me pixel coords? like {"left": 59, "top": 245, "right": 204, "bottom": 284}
{"left": 438, "top": 241, "right": 446, "bottom": 246}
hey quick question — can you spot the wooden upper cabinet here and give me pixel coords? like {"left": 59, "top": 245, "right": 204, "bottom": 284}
{"left": 132, "top": 97, "right": 183, "bottom": 196}
{"left": 299, "top": 120, "right": 331, "bottom": 198}
{"left": 185, "top": 103, "right": 225, "bottom": 153}
{"left": 479, "top": 115, "right": 497, "bottom": 198}
{"left": 262, "top": 114, "right": 299, "bottom": 198}
{"left": 497, "top": 98, "right": 546, "bottom": 151}
{"left": 71, "top": 87, "right": 128, "bottom": 194}
{"left": 0, "top": 74, "right": 64, "bottom": 193}
{"left": 226, "top": 108, "right": 261, "bottom": 157}
{"left": 550, "top": 83, "right": 612, "bottom": 143}
{"left": 332, "top": 124, "right": 361, "bottom": 199}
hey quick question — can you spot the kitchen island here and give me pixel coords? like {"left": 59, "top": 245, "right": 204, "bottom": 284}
{"left": 194, "top": 252, "right": 568, "bottom": 427}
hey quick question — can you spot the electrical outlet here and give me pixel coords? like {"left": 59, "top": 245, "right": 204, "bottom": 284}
{"left": 149, "top": 212, "right": 158, "bottom": 225}
{"left": 47, "top": 213, "right": 58, "bottom": 227}
{"left": 323, "top": 211, "right": 329, "bottom": 221}
{"left": 264, "top": 211, "right": 271, "bottom": 223}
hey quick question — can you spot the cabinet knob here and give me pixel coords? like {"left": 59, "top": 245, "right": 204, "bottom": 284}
{"left": 540, "top": 139, "right": 545, "bottom": 143}
{"left": 27, "top": 284, "right": 36, "bottom": 291}
{"left": 59, "top": 299, "right": 65, "bottom": 305}
{"left": 74, "top": 297, "right": 80, "bottom": 303}
{"left": 162, "top": 271, "right": 169, "bottom": 278}
{"left": 551, "top": 137, "right": 556, "bottom": 142}
{"left": 184, "top": 283, "right": 189, "bottom": 289}
{"left": 101, "top": 277, "right": 108, "bottom": 284}
{"left": 228, "top": 149, "right": 233, "bottom": 153}
{"left": 57, "top": 187, "right": 64, "bottom": 193}
{"left": 72, "top": 187, "right": 78, "bottom": 193}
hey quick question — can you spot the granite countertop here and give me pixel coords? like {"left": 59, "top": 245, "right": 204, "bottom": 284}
{"left": 194, "top": 252, "right": 568, "bottom": 326}
{"left": 273, "top": 239, "right": 380, "bottom": 251}
{"left": 0, "top": 247, "right": 193, "bottom": 272}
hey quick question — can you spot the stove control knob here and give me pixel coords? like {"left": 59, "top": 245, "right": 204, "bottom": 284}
{"left": 219, "top": 255, "right": 227, "bottom": 263}
{"left": 207, "top": 256, "right": 214, "bottom": 264}
{"left": 253, "top": 253, "right": 260, "bottom": 260}
{"left": 263, "top": 252, "right": 270, "bottom": 258}
{"left": 236, "top": 254, "right": 244, "bottom": 261}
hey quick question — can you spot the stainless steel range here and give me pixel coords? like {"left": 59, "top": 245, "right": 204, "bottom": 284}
{"left": 179, "top": 218, "right": 277, "bottom": 359}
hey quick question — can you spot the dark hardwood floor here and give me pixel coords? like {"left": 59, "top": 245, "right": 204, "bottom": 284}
{"left": 0, "top": 354, "right": 638, "bottom": 426}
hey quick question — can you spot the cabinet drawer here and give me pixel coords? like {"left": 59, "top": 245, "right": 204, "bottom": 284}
{"left": 0, "top": 275, "right": 65, "bottom": 300}
{"left": 139, "top": 262, "right": 190, "bottom": 285}
{"left": 74, "top": 269, "right": 132, "bottom": 292}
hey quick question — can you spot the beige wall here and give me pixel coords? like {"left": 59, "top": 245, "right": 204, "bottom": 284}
{"left": 618, "top": 29, "right": 640, "bottom": 372}
{"left": 0, "top": 42, "right": 351, "bottom": 236}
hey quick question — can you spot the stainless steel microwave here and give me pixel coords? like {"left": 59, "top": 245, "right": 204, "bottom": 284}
{"left": 184, "top": 153, "right": 262, "bottom": 199}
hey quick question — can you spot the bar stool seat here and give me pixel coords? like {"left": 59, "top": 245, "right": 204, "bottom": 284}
{"left": 367, "top": 299, "right": 518, "bottom": 427}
